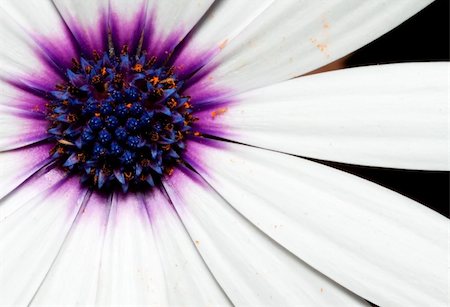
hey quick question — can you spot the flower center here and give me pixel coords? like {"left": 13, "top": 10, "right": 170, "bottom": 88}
{"left": 46, "top": 46, "right": 195, "bottom": 192}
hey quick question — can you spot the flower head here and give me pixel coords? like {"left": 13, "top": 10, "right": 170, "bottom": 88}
{"left": 46, "top": 46, "right": 195, "bottom": 191}
{"left": 0, "top": 1, "right": 447, "bottom": 307}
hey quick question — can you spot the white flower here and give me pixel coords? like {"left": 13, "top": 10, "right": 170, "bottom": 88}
{"left": 0, "top": 1, "right": 447, "bottom": 306}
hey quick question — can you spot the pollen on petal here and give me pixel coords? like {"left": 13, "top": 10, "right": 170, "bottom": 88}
{"left": 211, "top": 107, "right": 227, "bottom": 119}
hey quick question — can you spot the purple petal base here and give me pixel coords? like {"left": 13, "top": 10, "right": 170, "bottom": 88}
{"left": 109, "top": 3, "right": 148, "bottom": 54}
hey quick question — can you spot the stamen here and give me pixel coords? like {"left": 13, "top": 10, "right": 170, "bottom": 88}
{"left": 71, "top": 58, "right": 81, "bottom": 72}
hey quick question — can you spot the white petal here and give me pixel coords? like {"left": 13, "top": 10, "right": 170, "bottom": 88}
{"left": 53, "top": 0, "right": 109, "bottom": 54}
{"left": 164, "top": 168, "right": 369, "bottom": 307}
{"left": 0, "top": 107, "right": 48, "bottom": 151}
{"left": 95, "top": 193, "right": 166, "bottom": 306}
{"left": 0, "top": 168, "right": 66, "bottom": 220}
{"left": 185, "top": 0, "right": 433, "bottom": 101}
{"left": 172, "top": 0, "right": 275, "bottom": 78}
{"left": 0, "top": 8, "right": 63, "bottom": 90}
{"left": 144, "top": 0, "right": 214, "bottom": 58}
{"left": 143, "top": 189, "right": 231, "bottom": 306}
{"left": 0, "top": 143, "right": 53, "bottom": 199}
{"left": 31, "top": 192, "right": 111, "bottom": 306}
{"left": 196, "top": 62, "right": 449, "bottom": 170}
{"left": 184, "top": 139, "right": 448, "bottom": 307}
{"left": 0, "top": 0, "right": 78, "bottom": 69}
{"left": 34, "top": 189, "right": 230, "bottom": 306}
{"left": 0, "top": 175, "right": 86, "bottom": 306}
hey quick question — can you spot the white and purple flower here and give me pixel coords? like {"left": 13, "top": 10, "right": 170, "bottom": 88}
{"left": 0, "top": 0, "right": 448, "bottom": 306}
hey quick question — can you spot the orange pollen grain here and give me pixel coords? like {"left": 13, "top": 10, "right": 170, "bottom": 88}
{"left": 77, "top": 153, "right": 86, "bottom": 162}
{"left": 141, "top": 159, "right": 151, "bottom": 167}
{"left": 150, "top": 132, "right": 159, "bottom": 141}
{"left": 219, "top": 39, "right": 228, "bottom": 50}
{"left": 167, "top": 98, "right": 177, "bottom": 109}
{"left": 150, "top": 76, "right": 159, "bottom": 86}
{"left": 132, "top": 64, "right": 143, "bottom": 72}
{"left": 121, "top": 45, "right": 129, "bottom": 55}
{"left": 124, "top": 171, "right": 133, "bottom": 181}
{"left": 166, "top": 168, "right": 174, "bottom": 176}
{"left": 161, "top": 78, "right": 176, "bottom": 88}
{"left": 67, "top": 114, "right": 77, "bottom": 122}
{"left": 92, "top": 75, "right": 101, "bottom": 83}
{"left": 211, "top": 107, "right": 227, "bottom": 119}
{"left": 92, "top": 50, "right": 100, "bottom": 61}
{"left": 56, "top": 84, "right": 66, "bottom": 91}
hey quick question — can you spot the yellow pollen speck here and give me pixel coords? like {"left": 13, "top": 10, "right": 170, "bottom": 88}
{"left": 193, "top": 131, "right": 201, "bottom": 137}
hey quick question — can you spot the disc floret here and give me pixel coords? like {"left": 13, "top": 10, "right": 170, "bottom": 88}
{"left": 46, "top": 47, "right": 195, "bottom": 192}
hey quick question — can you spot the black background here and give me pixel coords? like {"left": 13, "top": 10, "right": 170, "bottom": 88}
{"left": 320, "top": 0, "right": 449, "bottom": 220}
